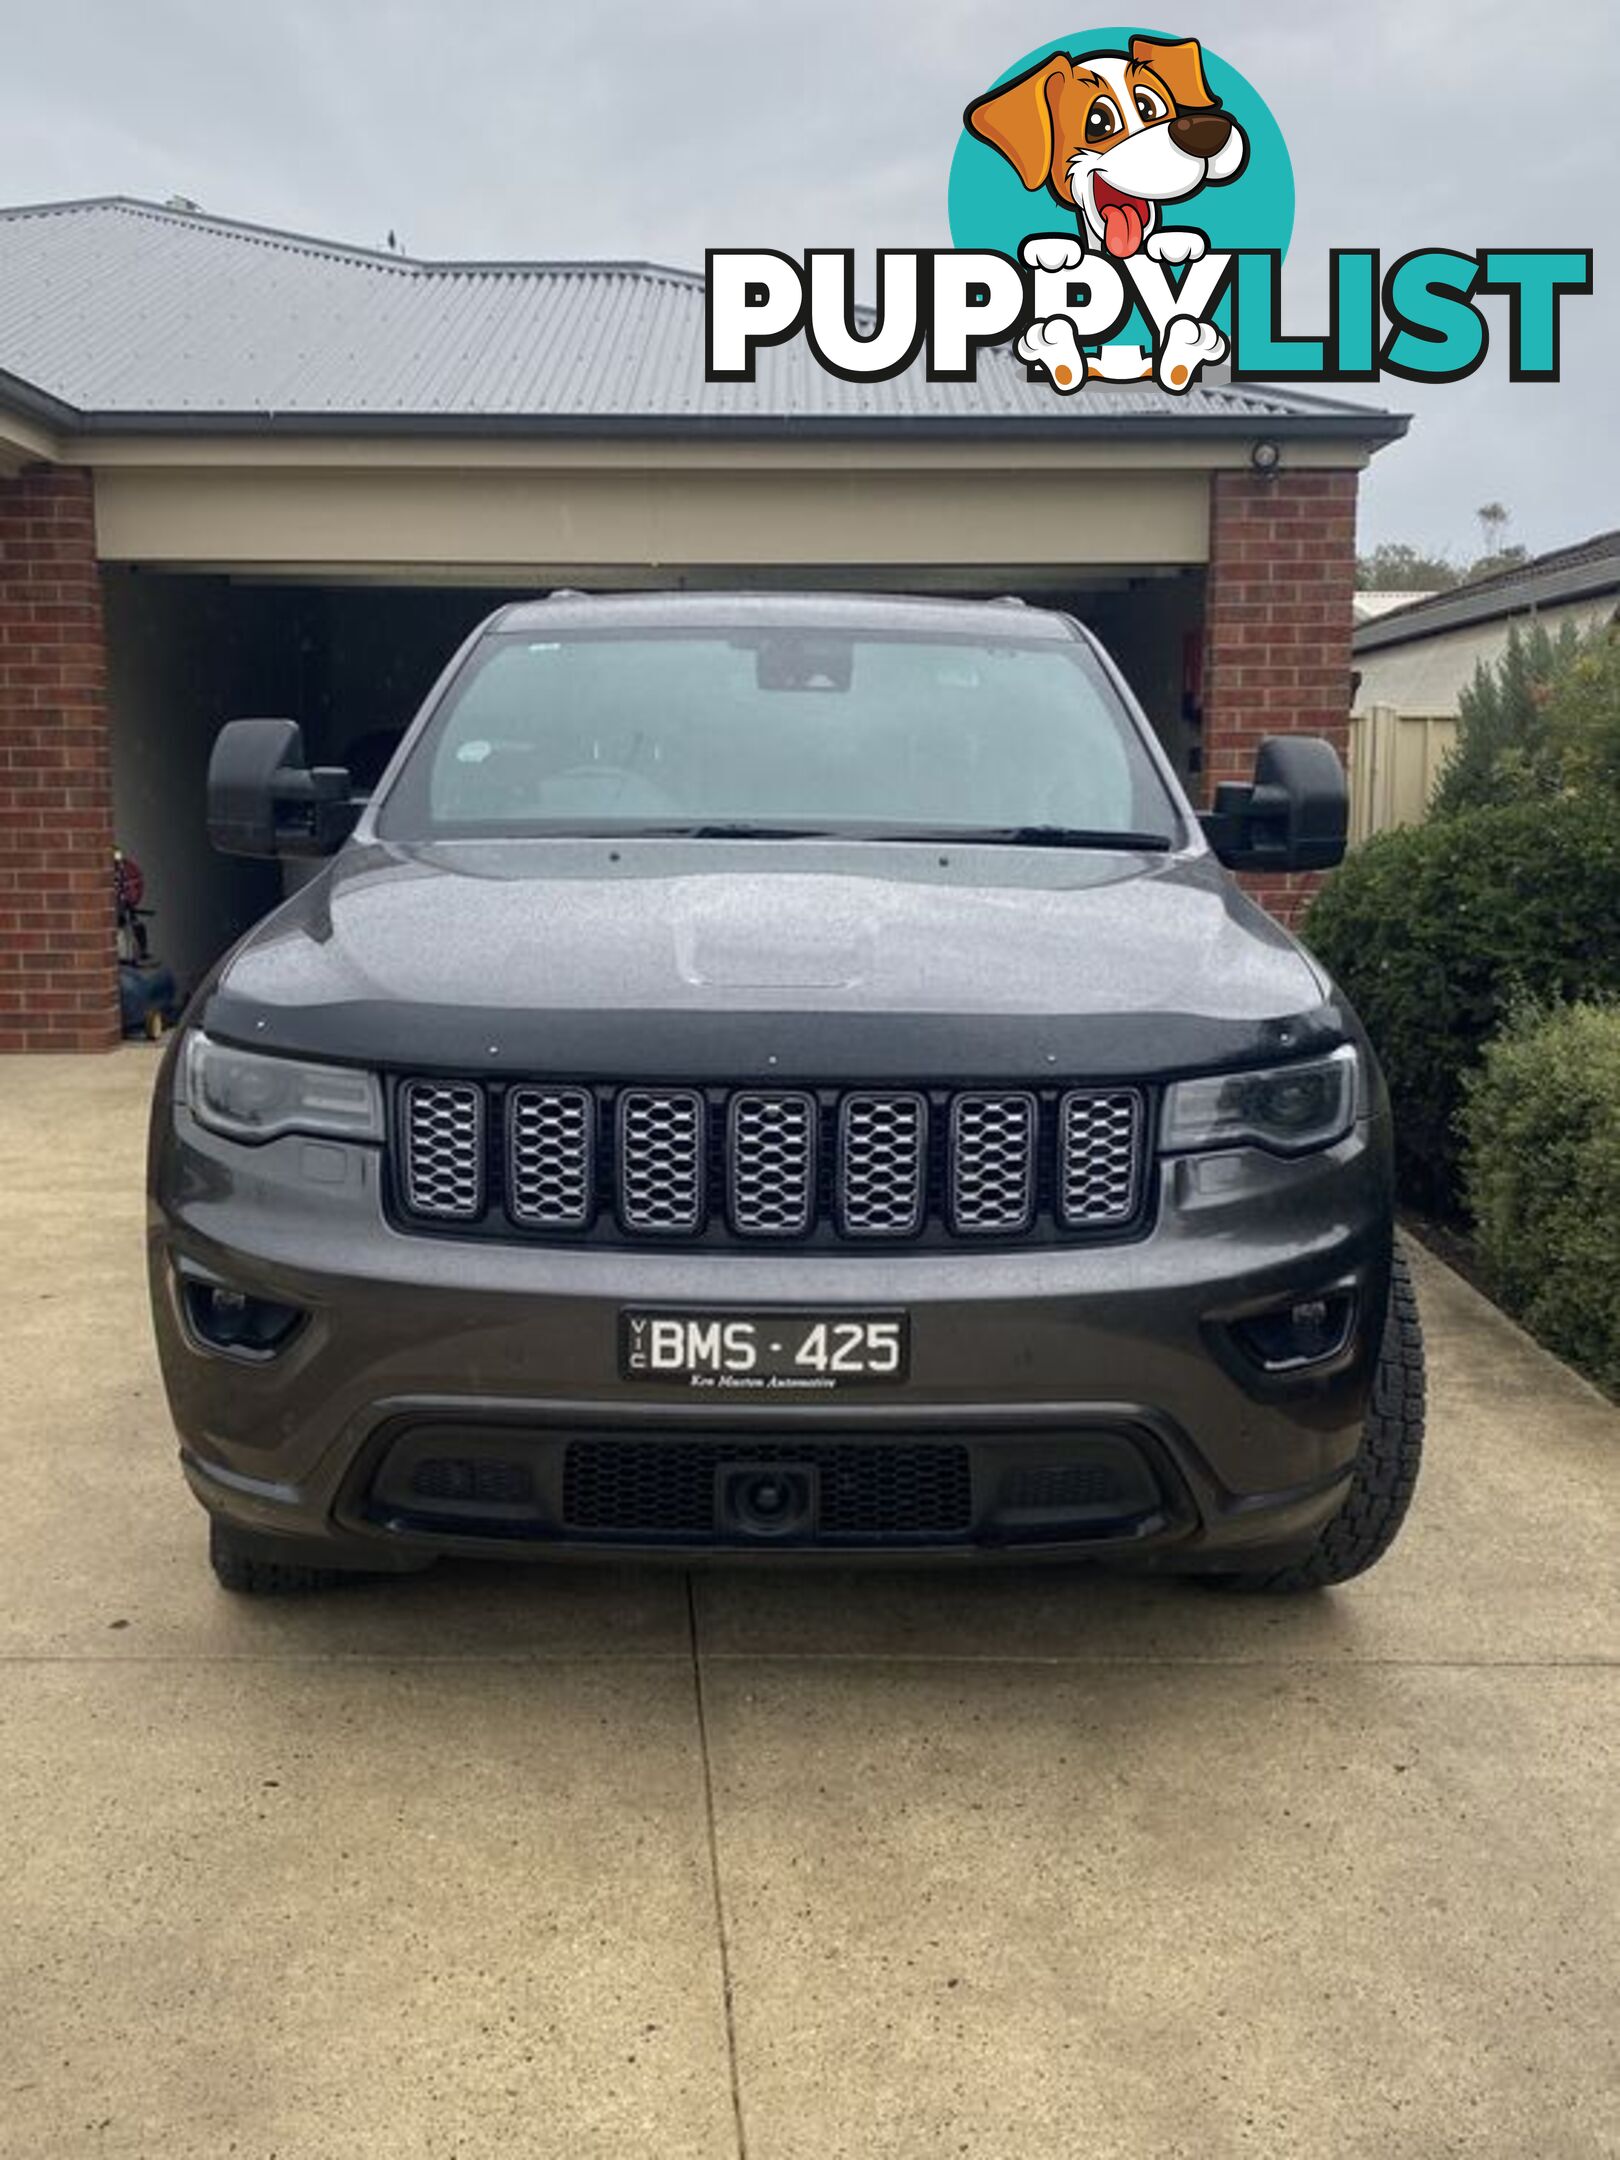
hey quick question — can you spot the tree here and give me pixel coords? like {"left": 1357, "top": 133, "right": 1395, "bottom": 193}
{"left": 1469, "top": 543, "right": 1530, "bottom": 582}
{"left": 1467, "top": 504, "right": 1529, "bottom": 583}
{"left": 1356, "top": 542, "right": 1461, "bottom": 592}
{"left": 1359, "top": 509, "right": 1536, "bottom": 594}
{"left": 1476, "top": 501, "right": 1510, "bottom": 557}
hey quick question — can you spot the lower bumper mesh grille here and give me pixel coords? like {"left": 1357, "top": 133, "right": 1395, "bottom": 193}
{"left": 562, "top": 1438, "right": 973, "bottom": 1540}
{"left": 411, "top": 1457, "right": 535, "bottom": 1504}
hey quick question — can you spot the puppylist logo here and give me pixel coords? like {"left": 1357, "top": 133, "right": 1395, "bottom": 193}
{"left": 706, "top": 28, "right": 1592, "bottom": 397}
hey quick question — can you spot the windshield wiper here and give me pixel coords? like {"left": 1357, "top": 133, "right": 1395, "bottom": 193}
{"left": 978, "top": 825, "right": 1174, "bottom": 852}
{"left": 622, "top": 821, "right": 839, "bottom": 840}
{"left": 529, "top": 820, "right": 1172, "bottom": 849}
{"left": 849, "top": 824, "right": 1175, "bottom": 852}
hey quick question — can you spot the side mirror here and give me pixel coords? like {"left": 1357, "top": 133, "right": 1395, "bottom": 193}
{"left": 1200, "top": 735, "right": 1348, "bottom": 873}
{"left": 207, "top": 719, "right": 359, "bottom": 859}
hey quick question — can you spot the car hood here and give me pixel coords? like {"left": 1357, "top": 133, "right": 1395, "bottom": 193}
{"left": 203, "top": 837, "right": 1346, "bottom": 1080}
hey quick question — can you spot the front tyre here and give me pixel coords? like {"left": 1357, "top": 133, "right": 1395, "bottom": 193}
{"left": 1207, "top": 1248, "right": 1426, "bottom": 1593}
{"left": 209, "top": 1518, "right": 373, "bottom": 1596}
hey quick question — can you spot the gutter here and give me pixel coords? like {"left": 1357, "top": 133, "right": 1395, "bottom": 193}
{"left": 0, "top": 366, "right": 79, "bottom": 431}
{"left": 0, "top": 402, "right": 1412, "bottom": 447}
{"left": 0, "top": 372, "right": 1410, "bottom": 451}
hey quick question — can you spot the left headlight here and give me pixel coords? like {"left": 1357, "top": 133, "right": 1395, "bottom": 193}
{"left": 181, "top": 1032, "right": 383, "bottom": 1145}
{"left": 1161, "top": 1044, "right": 1359, "bottom": 1157}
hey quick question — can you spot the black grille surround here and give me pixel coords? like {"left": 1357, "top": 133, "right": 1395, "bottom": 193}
{"left": 387, "top": 1078, "right": 1153, "bottom": 1250}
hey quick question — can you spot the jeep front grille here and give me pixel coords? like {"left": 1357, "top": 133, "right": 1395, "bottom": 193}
{"left": 950, "top": 1091, "right": 1038, "bottom": 1234}
{"left": 729, "top": 1091, "right": 817, "bottom": 1236}
{"left": 617, "top": 1089, "right": 706, "bottom": 1233}
{"left": 1058, "top": 1089, "right": 1143, "bottom": 1226}
{"left": 839, "top": 1091, "right": 927, "bottom": 1237}
{"left": 507, "top": 1086, "right": 594, "bottom": 1229}
{"left": 394, "top": 1081, "right": 1147, "bottom": 1245}
{"left": 399, "top": 1081, "right": 484, "bottom": 1219}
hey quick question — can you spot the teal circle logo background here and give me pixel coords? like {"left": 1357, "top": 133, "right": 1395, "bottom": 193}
{"left": 948, "top": 28, "right": 1294, "bottom": 338}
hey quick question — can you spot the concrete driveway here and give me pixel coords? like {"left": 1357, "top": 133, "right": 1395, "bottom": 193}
{"left": 2, "top": 1048, "right": 1616, "bottom": 2160}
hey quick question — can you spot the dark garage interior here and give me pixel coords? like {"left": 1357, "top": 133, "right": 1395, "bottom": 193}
{"left": 104, "top": 565, "right": 1210, "bottom": 1005}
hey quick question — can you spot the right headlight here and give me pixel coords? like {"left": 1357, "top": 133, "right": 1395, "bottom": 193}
{"left": 1161, "top": 1044, "right": 1359, "bottom": 1157}
{"left": 181, "top": 1032, "right": 383, "bottom": 1145}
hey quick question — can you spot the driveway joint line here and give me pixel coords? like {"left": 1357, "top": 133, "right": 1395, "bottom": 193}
{"left": 0, "top": 1651, "right": 1614, "bottom": 1670}
{"left": 0, "top": 1650, "right": 698, "bottom": 1665}
{"left": 686, "top": 1574, "right": 751, "bottom": 2160}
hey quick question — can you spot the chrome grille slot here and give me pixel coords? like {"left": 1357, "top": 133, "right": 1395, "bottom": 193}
{"left": 1059, "top": 1089, "right": 1143, "bottom": 1226}
{"left": 949, "top": 1091, "right": 1037, "bottom": 1233}
{"left": 400, "top": 1081, "right": 484, "bottom": 1219}
{"left": 507, "top": 1086, "right": 595, "bottom": 1229}
{"left": 729, "top": 1091, "right": 816, "bottom": 1236}
{"left": 838, "top": 1092, "right": 927, "bottom": 1237}
{"left": 617, "top": 1088, "right": 706, "bottom": 1234}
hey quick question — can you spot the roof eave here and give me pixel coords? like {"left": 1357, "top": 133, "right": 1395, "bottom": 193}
{"left": 0, "top": 399, "right": 1412, "bottom": 448}
{"left": 0, "top": 366, "right": 81, "bottom": 431}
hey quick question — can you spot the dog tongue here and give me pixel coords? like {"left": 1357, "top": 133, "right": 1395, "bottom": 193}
{"left": 1102, "top": 201, "right": 1144, "bottom": 258}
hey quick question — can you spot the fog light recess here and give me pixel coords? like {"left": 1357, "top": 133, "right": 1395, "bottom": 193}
{"left": 180, "top": 1272, "right": 305, "bottom": 1357}
{"left": 1233, "top": 1290, "right": 1356, "bottom": 1373}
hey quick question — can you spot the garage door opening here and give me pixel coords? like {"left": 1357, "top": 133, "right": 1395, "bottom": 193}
{"left": 104, "top": 564, "right": 1207, "bottom": 1006}
{"left": 105, "top": 573, "right": 524, "bottom": 999}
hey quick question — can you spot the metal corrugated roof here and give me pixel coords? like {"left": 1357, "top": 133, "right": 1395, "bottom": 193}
{"left": 0, "top": 196, "right": 1406, "bottom": 440}
{"left": 1354, "top": 530, "right": 1620, "bottom": 651}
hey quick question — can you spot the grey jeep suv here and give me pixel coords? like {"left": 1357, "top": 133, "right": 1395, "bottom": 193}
{"left": 147, "top": 591, "right": 1423, "bottom": 1594}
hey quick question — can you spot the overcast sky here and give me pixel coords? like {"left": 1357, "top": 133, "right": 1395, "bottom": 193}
{"left": 2, "top": 0, "right": 1615, "bottom": 563}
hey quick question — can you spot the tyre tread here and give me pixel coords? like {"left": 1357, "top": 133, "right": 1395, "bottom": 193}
{"left": 208, "top": 1519, "right": 361, "bottom": 1597}
{"left": 1209, "top": 1247, "right": 1426, "bottom": 1594}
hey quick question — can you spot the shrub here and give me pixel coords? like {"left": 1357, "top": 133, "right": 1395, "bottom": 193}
{"left": 1540, "top": 626, "right": 1620, "bottom": 801}
{"left": 1301, "top": 795, "right": 1620, "bottom": 1212}
{"left": 1461, "top": 1002, "right": 1620, "bottom": 1396}
{"left": 1429, "top": 617, "right": 1584, "bottom": 818}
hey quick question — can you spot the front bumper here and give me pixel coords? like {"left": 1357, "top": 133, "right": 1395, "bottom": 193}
{"left": 148, "top": 1102, "right": 1394, "bottom": 1570}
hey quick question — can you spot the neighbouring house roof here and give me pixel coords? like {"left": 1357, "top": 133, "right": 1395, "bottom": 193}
{"left": 0, "top": 195, "right": 1408, "bottom": 443}
{"left": 1354, "top": 530, "right": 1620, "bottom": 653}
{"left": 1353, "top": 589, "right": 1437, "bottom": 624}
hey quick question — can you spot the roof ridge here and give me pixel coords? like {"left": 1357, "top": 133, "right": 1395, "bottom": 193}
{"left": 1453, "top": 525, "right": 1620, "bottom": 596}
{"left": 1354, "top": 543, "right": 1620, "bottom": 648}
{"left": 1365, "top": 526, "right": 1620, "bottom": 633}
{"left": 0, "top": 195, "right": 704, "bottom": 284}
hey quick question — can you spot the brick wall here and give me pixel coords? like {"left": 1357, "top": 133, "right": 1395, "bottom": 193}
{"left": 1201, "top": 467, "right": 1359, "bottom": 928}
{"left": 0, "top": 465, "right": 119, "bottom": 1051}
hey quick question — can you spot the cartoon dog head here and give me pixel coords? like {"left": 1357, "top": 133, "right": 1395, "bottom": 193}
{"left": 966, "top": 35, "right": 1247, "bottom": 260}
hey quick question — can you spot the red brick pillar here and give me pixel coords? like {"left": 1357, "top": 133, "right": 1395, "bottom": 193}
{"left": 1202, "top": 468, "right": 1358, "bottom": 928}
{"left": 0, "top": 465, "right": 119, "bottom": 1051}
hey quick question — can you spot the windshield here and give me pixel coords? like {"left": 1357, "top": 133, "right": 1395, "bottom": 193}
{"left": 374, "top": 626, "right": 1182, "bottom": 845}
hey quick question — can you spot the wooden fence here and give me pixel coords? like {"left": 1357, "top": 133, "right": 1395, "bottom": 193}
{"left": 1346, "top": 705, "right": 1458, "bottom": 844}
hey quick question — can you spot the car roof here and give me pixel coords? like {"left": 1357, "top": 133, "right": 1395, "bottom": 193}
{"left": 491, "top": 589, "right": 1082, "bottom": 642}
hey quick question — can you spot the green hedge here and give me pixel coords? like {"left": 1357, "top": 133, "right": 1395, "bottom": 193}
{"left": 1461, "top": 1002, "right": 1620, "bottom": 1395}
{"left": 1302, "top": 796, "right": 1620, "bottom": 1212}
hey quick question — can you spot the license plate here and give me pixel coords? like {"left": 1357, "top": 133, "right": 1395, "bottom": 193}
{"left": 620, "top": 1309, "right": 909, "bottom": 1391}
